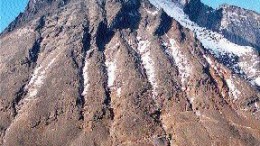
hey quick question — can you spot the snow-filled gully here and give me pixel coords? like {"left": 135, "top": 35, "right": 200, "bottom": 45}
{"left": 163, "top": 38, "right": 195, "bottom": 104}
{"left": 3, "top": 52, "right": 61, "bottom": 144}
{"left": 26, "top": 53, "right": 60, "bottom": 99}
{"left": 166, "top": 38, "right": 191, "bottom": 89}
{"left": 81, "top": 50, "right": 92, "bottom": 96}
{"left": 104, "top": 43, "right": 120, "bottom": 96}
{"left": 82, "top": 43, "right": 120, "bottom": 97}
{"left": 137, "top": 37, "right": 158, "bottom": 99}
{"left": 203, "top": 54, "right": 241, "bottom": 100}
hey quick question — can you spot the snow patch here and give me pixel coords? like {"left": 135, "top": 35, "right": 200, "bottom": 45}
{"left": 190, "top": 96, "right": 195, "bottom": 104}
{"left": 166, "top": 38, "right": 191, "bottom": 89}
{"left": 105, "top": 60, "right": 117, "bottom": 87}
{"left": 0, "top": 63, "right": 3, "bottom": 73}
{"left": 239, "top": 59, "right": 260, "bottom": 85}
{"left": 82, "top": 50, "right": 92, "bottom": 96}
{"left": 203, "top": 55, "right": 221, "bottom": 75}
{"left": 195, "top": 111, "right": 201, "bottom": 116}
{"left": 104, "top": 43, "right": 120, "bottom": 95}
{"left": 26, "top": 54, "right": 59, "bottom": 99}
{"left": 226, "top": 77, "right": 241, "bottom": 100}
{"left": 203, "top": 55, "right": 213, "bottom": 65}
{"left": 146, "top": 9, "right": 159, "bottom": 15}
{"left": 137, "top": 37, "right": 158, "bottom": 98}
{"left": 253, "top": 77, "right": 260, "bottom": 87}
{"left": 117, "top": 87, "right": 122, "bottom": 97}
{"left": 16, "top": 28, "right": 32, "bottom": 37}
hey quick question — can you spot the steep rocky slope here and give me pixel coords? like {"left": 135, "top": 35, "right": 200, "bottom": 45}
{"left": 0, "top": 0, "right": 259, "bottom": 146}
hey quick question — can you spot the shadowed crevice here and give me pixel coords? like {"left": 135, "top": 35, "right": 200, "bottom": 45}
{"left": 96, "top": 21, "right": 115, "bottom": 52}
{"left": 95, "top": 21, "right": 114, "bottom": 116}
{"left": 109, "top": 0, "right": 141, "bottom": 30}
{"left": 154, "top": 11, "right": 173, "bottom": 36}
{"left": 150, "top": 109, "right": 171, "bottom": 146}
{"left": 28, "top": 16, "right": 45, "bottom": 67}
{"left": 28, "top": 37, "right": 43, "bottom": 66}
{"left": 11, "top": 84, "right": 28, "bottom": 117}
{"left": 76, "top": 26, "right": 91, "bottom": 120}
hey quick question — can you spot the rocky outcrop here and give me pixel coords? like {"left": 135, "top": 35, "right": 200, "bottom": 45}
{"left": 0, "top": 0, "right": 259, "bottom": 145}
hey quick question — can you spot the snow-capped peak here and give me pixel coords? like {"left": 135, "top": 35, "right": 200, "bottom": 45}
{"left": 148, "top": 0, "right": 260, "bottom": 87}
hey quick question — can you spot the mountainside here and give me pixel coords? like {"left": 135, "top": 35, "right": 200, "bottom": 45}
{"left": 0, "top": 0, "right": 259, "bottom": 146}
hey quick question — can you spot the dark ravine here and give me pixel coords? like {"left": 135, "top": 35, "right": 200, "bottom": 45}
{"left": 0, "top": 0, "right": 260, "bottom": 146}
{"left": 75, "top": 26, "right": 91, "bottom": 120}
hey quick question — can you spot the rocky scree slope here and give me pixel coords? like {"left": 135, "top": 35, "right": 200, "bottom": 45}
{"left": 0, "top": 0, "right": 260, "bottom": 146}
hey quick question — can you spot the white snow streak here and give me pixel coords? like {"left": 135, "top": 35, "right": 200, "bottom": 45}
{"left": 226, "top": 78, "right": 241, "bottom": 100}
{"left": 253, "top": 77, "right": 260, "bottom": 87}
{"left": 26, "top": 54, "right": 59, "bottom": 99}
{"left": 203, "top": 54, "right": 241, "bottom": 100}
{"left": 106, "top": 60, "right": 117, "bottom": 87}
{"left": 104, "top": 43, "right": 120, "bottom": 95}
{"left": 2, "top": 53, "right": 57, "bottom": 145}
{"left": 148, "top": 0, "right": 259, "bottom": 87}
{"left": 239, "top": 60, "right": 260, "bottom": 85}
{"left": 203, "top": 55, "right": 221, "bottom": 75}
{"left": 82, "top": 50, "right": 92, "bottom": 96}
{"left": 146, "top": 9, "right": 159, "bottom": 15}
{"left": 203, "top": 55, "right": 213, "bottom": 65}
{"left": 82, "top": 43, "right": 120, "bottom": 96}
{"left": 167, "top": 38, "right": 191, "bottom": 88}
{"left": 117, "top": 87, "right": 122, "bottom": 97}
{"left": 137, "top": 38, "right": 158, "bottom": 98}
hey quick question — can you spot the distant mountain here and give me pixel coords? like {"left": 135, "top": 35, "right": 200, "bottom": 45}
{"left": 184, "top": 0, "right": 260, "bottom": 51}
{"left": 0, "top": 0, "right": 259, "bottom": 145}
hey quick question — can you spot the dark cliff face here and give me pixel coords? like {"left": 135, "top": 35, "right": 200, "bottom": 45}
{"left": 184, "top": 0, "right": 260, "bottom": 51}
{"left": 219, "top": 5, "right": 260, "bottom": 51}
{"left": 0, "top": 0, "right": 260, "bottom": 146}
{"left": 183, "top": 0, "right": 223, "bottom": 31}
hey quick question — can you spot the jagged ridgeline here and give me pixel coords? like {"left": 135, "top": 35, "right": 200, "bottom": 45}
{"left": 0, "top": 0, "right": 259, "bottom": 146}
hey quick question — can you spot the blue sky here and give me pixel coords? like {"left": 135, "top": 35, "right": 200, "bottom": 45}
{"left": 201, "top": 0, "right": 260, "bottom": 12}
{"left": 0, "top": 0, "right": 259, "bottom": 32}
{"left": 0, "top": 0, "right": 29, "bottom": 32}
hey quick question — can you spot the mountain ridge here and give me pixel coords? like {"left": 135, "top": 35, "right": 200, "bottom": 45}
{"left": 183, "top": 0, "right": 260, "bottom": 51}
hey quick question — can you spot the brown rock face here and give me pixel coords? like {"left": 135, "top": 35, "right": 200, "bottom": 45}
{"left": 0, "top": 0, "right": 259, "bottom": 146}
